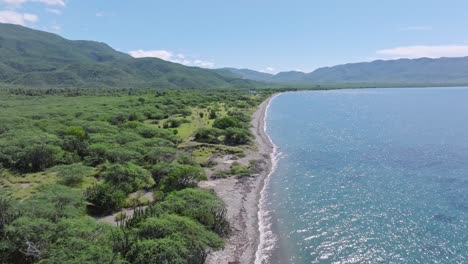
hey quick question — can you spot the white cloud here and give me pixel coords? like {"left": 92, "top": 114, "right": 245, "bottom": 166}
{"left": 401, "top": 26, "right": 432, "bottom": 31}
{"left": 260, "top": 67, "right": 276, "bottom": 73}
{"left": 129, "top": 49, "right": 173, "bottom": 60}
{"left": 1, "top": 0, "right": 65, "bottom": 7}
{"left": 192, "top": 59, "right": 214, "bottom": 68}
{"left": 45, "top": 8, "right": 61, "bottom": 14}
{"left": 377, "top": 45, "right": 468, "bottom": 59}
{"left": 128, "top": 49, "right": 215, "bottom": 68}
{"left": 0, "top": 10, "right": 38, "bottom": 25}
{"left": 37, "top": 0, "right": 64, "bottom": 6}
{"left": 43, "top": 24, "right": 60, "bottom": 32}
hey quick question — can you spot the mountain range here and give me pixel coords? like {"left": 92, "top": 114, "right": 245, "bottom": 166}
{"left": 0, "top": 23, "right": 253, "bottom": 89}
{"left": 222, "top": 57, "right": 468, "bottom": 84}
{"left": 2, "top": 22, "right": 468, "bottom": 89}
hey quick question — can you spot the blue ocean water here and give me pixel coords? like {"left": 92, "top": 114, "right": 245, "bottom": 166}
{"left": 262, "top": 88, "right": 468, "bottom": 264}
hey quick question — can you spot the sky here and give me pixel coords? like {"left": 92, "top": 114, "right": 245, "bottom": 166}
{"left": 1, "top": 0, "right": 468, "bottom": 73}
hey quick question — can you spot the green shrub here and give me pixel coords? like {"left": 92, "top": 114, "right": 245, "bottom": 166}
{"left": 157, "top": 189, "right": 228, "bottom": 235}
{"left": 224, "top": 127, "right": 251, "bottom": 145}
{"left": 128, "top": 237, "right": 189, "bottom": 264}
{"left": 15, "top": 144, "right": 63, "bottom": 172}
{"left": 144, "top": 147, "right": 177, "bottom": 164}
{"left": 66, "top": 126, "right": 87, "bottom": 140}
{"left": 212, "top": 116, "right": 241, "bottom": 129}
{"left": 84, "top": 183, "right": 126, "bottom": 215}
{"left": 52, "top": 163, "right": 94, "bottom": 186}
{"left": 101, "top": 162, "right": 154, "bottom": 194}
{"left": 62, "top": 136, "right": 89, "bottom": 158}
{"left": 19, "top": 185, "right": 86, "bottom": 221}
{"left": 194, "top": 128, "right": 223, "bottom": 144}
{"left": 160, "top": 165, "right": 206, "bottom": 192}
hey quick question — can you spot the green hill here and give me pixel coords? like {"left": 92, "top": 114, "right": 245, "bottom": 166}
{"left": 0, "top": 23, "right": 253, "bottom": 89}
{"left": 220, "top": 68, "right": 274, "bottom": 82}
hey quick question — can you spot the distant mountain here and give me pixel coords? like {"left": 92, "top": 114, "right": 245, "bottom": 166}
{"left": 0, "top": 23, "right": 253, "bottom": 89}
{"left": 220, "top": 68, "right": 273, "bottom": 82}
{"left": 270, "top": 71, "right": 307, "bottom": 83}
{"left": 224, "top": 57, "right": 468, "bottom": 85}
{"left": 305, "top": 57, "right": 468, "bottom": 83}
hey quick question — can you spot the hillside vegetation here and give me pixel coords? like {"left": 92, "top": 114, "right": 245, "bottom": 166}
{"left": 0, "top": 88, "right": 278, "bottom": 263}
{"left": 0, "top": 23, "right": 255, "bottom": 89}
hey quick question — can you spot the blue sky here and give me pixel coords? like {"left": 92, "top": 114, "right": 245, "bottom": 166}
{"left": 1, "top": 0, "right": 468, "bottom": 73}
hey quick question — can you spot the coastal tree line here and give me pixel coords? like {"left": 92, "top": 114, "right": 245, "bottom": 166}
{"left": 0, "top": 88, "right": 275, "bottom": 263}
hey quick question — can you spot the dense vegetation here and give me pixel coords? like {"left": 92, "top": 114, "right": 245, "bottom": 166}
{"left": 0, "top": 88, "right": 274, "bottom": 263}
{"left": 0, "top": 23, "right": 256, "bottom": 90}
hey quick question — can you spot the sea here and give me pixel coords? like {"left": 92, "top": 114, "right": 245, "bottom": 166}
{"left": 256, "top": 87, "right": 468, "bottom": 264}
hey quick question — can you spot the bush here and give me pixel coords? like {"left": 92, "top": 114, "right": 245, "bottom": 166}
{"left": 162, "top": 118, "right": 185, "bottom": 129}
{"left": 137, "top": 214, "right": 223, "bottom": 249}
{"left": 137, "top": 126, "right": 178, "bottom": 143}
{"left": 227, "top": 110, "right": 250, "bottom": 123}
{"left": 144, "top": 147, "right": 177, "bottom": 164}
{"left": 128, "top": 238, "right": 188, "bottom": 264}
{"left": 19, "top": 185, "right": 86, "bottom": 221}
{"left": 134, "top": 214, "right": 223, "bottom": 263}
{"left": 208, "top": 110, "right": 217, "bottom": 119}
{"left": 43, "top": 219, "right": 125, "bottom": 264}
{"left": 101, "top": 162, "right": 154, "bottom": 194}
{"left": 52, "top": 163, "right": 94, "bottom": 186}
{"left": 194, "top": 128, "right": 223, "bottom": 144}
{"left": 224, "top": 127, "right": 251, "bottom": 145}
{"left": 108, "top": 114, "right": 128, "bottom": 125}
{"left": 150, "top": 162, "right": 177, "bottom": 185}
{"left": 157, "top": 189, "right": 228, "bottom": 235}
{"left": 160, "top": 165, "right": 206, "bottom": 192}
{"left": 104, "top": 147, "right": 142, "bottom": 163}
{"left": 84, "top": 183, "right": 127, "bottom": 215}
{"left": 144, "top": 110, "right": 165, "bottom": 120}
{"left": 15, "top": 144, "right": 62, "bottom": 172}
{"left": 212, "top": 116, "right": 241, "bottom": 129}
{"left": 62, "top": 136, "right": 89, "bottom": 158}
{"left": 4, "top": 216, "right": 56, "bottom": 262}
{"left": 66, "top": 126, "right": 87, "bottom": 140}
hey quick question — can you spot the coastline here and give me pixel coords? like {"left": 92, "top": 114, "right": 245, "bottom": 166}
{"left": 201, "top": 94, "right": 277, "bottom": 264}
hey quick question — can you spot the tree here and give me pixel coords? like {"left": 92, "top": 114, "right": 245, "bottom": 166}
{"left": 212, "top": 116, "right": 241, "bottom": 129}
{"left": 135, "top": 214, "right": 223, "bottom": 263}
{"left": 224, "top": 127, "right": 251, "bottom": 145}
{"left": 128, "top": 238, "right": 188, "bottom": 264}
{"left": 4, "top": 216, "right": 57, "bottom": 262}
{"left": 137, "top": 214, "right": 223, "bottom": 250}
{"left": 20, "top": 185, "right": 86, "bottom": 221}
{"left": 144, "top": 147, "right": 177, "bottom": 164}
{"left": 84, "top": 183, "right": 127, "bottom": 215}
{"left": 66, "top": 126, "right": 87, "bottom": 141}
{"left": 16, "top": 144, "right": 61, "bottom": 172}
{"left": 41, "top": 218, "right": 126, "bottom": 264}
{"left": 101, "top": 162, "right": 154, "bottom": 194}
{"left": 194, "top": 128, "right": 223, "bottom": 144}
{"left": 53, "top": 163, "right": 93, "bottom": 186}
{"left": 160, "top": 165, "right": 206, "bottom": 192}
{"left": 157, "top": 189, "right": 229, "bottom": 235}
{"left": 150, "top": 162, "right": 178, "bottom": 185}
{"left": 208, "top": 109, "right": 217, "bottom": 119}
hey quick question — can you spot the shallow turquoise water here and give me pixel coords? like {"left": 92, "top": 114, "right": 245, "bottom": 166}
{"left": 263, "top": 88, "right": 468, "bottom": 263}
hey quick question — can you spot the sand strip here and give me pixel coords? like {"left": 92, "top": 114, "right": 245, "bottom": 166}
{"left": 201, "top": 94, "right": 276, "bottom": 264}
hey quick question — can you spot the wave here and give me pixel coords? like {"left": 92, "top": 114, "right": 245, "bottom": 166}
{"left": 255, "top": 94, "right": 282, "bottom": 264}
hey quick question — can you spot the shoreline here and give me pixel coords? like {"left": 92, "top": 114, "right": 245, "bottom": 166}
{"left": 202, "top": 94, "right": 277, "bottom": 264}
